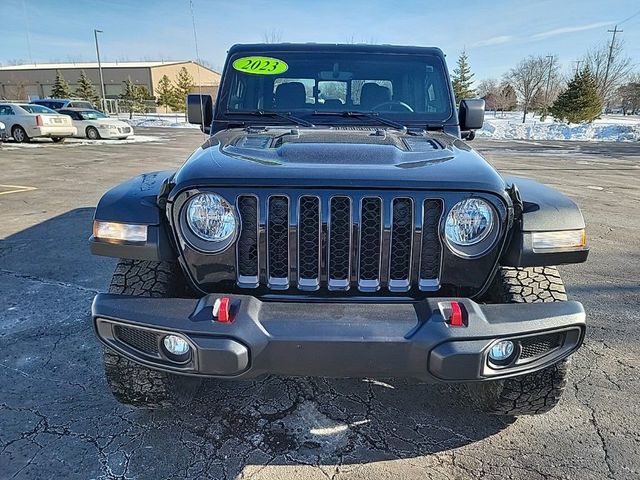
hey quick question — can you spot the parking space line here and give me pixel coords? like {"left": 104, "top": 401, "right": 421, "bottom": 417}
{"left": 0, "top": 184, "right": 38, "bottom": 196}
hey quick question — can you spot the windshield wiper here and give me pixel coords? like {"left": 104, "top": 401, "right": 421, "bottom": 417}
{"left": 312, "top": 110, "right": 408, "bottom": 133}
{"left": 226, "top": 110, "right": 315, "bottom": 128}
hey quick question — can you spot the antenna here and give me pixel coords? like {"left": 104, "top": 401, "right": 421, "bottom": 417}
{"left": 189, "top": 0, "right": 206, "bottom": 136}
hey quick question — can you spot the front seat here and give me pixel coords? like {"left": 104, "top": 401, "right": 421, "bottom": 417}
{"left": 274, "top": 82, "right": 307, "bottom": 110}
{"left": 359, "top": 83, "right": 391, "bottom": 110}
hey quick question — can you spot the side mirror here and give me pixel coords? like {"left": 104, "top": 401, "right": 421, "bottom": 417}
{"left": 187, "top": 94, "right": 213, "bottom": 132}
{"left": 458, "top": 99, "right": 485, "bottom": 140}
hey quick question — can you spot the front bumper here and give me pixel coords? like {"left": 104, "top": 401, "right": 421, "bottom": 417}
{"left": 92, "top": 294, "right": 585, "bottom": 382}
{"left": 96, "top": 127, "right": 133, "bottom": 138}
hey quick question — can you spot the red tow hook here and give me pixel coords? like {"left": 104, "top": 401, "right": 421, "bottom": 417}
{"left": 213, "top": 297, "right": 233, "bottom": 323}
{"left": 448, "top": 301, "right": 465, "bottom": 327}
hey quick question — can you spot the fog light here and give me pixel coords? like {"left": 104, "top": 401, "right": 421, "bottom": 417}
{"left": 163, "top": 335, "right": 190, "bottom": 356}
{"left": 489, "top": 340, "right": 515, "bottom": 362}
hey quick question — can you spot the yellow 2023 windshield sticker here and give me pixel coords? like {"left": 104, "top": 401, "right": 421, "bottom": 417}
{"left": 232, "top": 56, "right": 288, "bottom": 75}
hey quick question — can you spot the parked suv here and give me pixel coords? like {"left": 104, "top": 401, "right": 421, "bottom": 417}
{"left": 90, "top": 44, "right": 589, "bottom": 415}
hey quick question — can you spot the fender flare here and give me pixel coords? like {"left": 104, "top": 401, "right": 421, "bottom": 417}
{"left": 501, "top": 176, "right": 588, "bottom": 266}
{"left": 90, "top": 171, "right": 177, "bottom": 261}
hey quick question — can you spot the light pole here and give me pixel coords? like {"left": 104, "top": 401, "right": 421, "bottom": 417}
{"left": 543, "top": 55, "right": 554, "bottom": 119}
{"left": 94, "top": 29, "right": 106, "bottom": 112}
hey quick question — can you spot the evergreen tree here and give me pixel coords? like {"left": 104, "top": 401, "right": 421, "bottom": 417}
{"left": 550, "top": 67, "right": 602, "bottom": 124}
{"left": 75, "top": 70, "right": 100, "bottom": 108}
{"left": 173, "top": 67, "right": 195, "bottom": 112}
{"left": 119, "top": 79, "right": 150, "bottom": 119}
{"left": 451, "top": 50, "right": 476, "bottom": 102}
{"left": 156, "top": 75, "right": 177, "bottom": 113}
{"left": 50, "top": 70, "right": 72, "bottom": 98}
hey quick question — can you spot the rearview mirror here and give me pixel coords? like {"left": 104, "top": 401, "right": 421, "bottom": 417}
{"left": 187, "top": 94, "right": 213, "bottom": 132}
{"left": 458, "top": 99, "right": 485, "bottom": 140}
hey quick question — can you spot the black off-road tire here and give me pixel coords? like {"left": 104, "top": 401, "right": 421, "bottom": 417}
{"left": 470, "top": 266, "right": 571, "bottom": 416}
{"left": 103, "top": 259, "right": 201, "bottom": 408}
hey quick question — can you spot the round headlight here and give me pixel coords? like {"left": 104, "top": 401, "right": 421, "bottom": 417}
{"left": 186, "top": 193, "right": 236, "bottom": 242}
{"left": 445, "top": 198, "right": 494, "bottom": 247}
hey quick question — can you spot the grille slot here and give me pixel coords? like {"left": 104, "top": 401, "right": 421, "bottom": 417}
{"left": 389, "top": 198, "right": 413, "bottom": 290}
{"left": 419, "top": 199, "right": 443, "bottom": 290}
{"left": 236, "top": 194, "right": 444, "bottom": 294}
{"left": 114, "top": 325, "right": 160, "bottom": 356}
{"left": 267, "top": 196, "right": 290, "bottom": 288}
{"left": 298, "top": 196, "right": 321, "bottom": 289}
{"left": 237, "top": 196, "right": 259, "bottom": 286}
{"left": 358, "top": 197, "right": 383, "bottom": 291}
{"left": 328, "top": 196, "right": 352, "bottom": 290}
{"left": 520, "top": 333, "right": 563, "bottom": 360}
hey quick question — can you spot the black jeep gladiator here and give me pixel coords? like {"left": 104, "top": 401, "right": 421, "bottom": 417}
{"left": 90, "top": 43, "right": 589, "bottom": 415}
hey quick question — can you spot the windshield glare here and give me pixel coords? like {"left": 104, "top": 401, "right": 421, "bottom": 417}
{"left": 222, "top": 51, "right": 453, "bottom": 124}
{"left": 79, "top": 110, "right": 108, "bottom": 120}
{"left": 20, "top": 104, "right": 57, "bottom": 114}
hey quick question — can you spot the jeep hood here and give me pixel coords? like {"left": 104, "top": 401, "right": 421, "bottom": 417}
{"left": 171, "top": 127, "right": 506, "bottom": 193}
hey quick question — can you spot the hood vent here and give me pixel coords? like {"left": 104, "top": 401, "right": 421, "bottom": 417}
{"left": 237, "top": 135, "right": 272, "bottom": 149}
{"left": 403, "top": 137, "right": 442, "bottom": 152}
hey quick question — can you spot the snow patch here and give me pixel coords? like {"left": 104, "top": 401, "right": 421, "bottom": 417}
{"left": 1, "top": 135, "right": 165, "bottom": 149}
{"left": 118, "top": 114, "right": 199, "bottom": 129}
{"left": 478, "top": 112, "right": 640, "bottom": 142}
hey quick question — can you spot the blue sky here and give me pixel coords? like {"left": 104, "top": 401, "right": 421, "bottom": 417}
{"left": 2, "top": 0, "right": 639, "bottom": 80}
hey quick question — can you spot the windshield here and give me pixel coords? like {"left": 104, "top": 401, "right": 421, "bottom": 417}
{"left": 20, "top": 104, "right": 57, "bottom": 114}
{"left": 79, "top": 110, "right": 108, "bottom": 120}
{"left": 220, "top": 51, "right": 454, "bottom": 125}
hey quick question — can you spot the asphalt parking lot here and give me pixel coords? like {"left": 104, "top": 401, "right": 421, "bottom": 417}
{"left": 1, "top": 129, "right": 639, "bottom": 480}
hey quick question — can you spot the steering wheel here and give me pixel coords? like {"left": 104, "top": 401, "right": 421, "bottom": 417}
{"left": 372, "top": 101, "right": 414, "bottom": 113}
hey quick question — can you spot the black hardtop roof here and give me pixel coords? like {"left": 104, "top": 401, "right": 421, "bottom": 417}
{"left": 228, "top": 43, "right": 445, "bottom": 57}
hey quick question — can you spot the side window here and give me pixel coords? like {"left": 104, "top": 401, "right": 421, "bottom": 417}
{"left": 424, "top": 65, "right": 448, "bottom": 113}
{"left": 0, "top": 105, "right": 15, "bottom": 115}
{"left": 227, "top": 75, "right": 246, "bottom": 110}
{"left": 318, "top": 81, "right": 346, "bottom": 104}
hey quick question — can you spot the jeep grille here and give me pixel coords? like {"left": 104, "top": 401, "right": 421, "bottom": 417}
{"left": 236, "top": 193, "right": 444, "bottom": 293}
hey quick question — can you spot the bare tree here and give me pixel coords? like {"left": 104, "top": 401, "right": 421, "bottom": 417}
{"left": 477, "top": 79, "right": 518, "bottom": 116}
{"left": 582, "top": 38, "right": 633, "bottom": 105}
{"left": 476, "top": 79, "right": 499, "bottom": 114}
{"left": 505, "top": 55, "right": 558, "bottom": 123}
{"left": 262, "top": 29, "right": 283, "bottom": 44}
{"left": 497, "top": 82, "right": 518, "bottom": 113}
{"left": 616, "top": 72, "right": 640, "bottom": 115}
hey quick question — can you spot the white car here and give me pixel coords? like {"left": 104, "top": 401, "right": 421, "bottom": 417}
{"left": 58, "top": 108, "right": 133, "bottom": 140}
{"left": 0, "top": 103, "right": 76, "bottom": 143}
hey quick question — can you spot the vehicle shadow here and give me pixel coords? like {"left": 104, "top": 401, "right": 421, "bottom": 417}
{"left": 150, "top": 376, "right": 514, "bottom": 475}
{"left": 0, "top": 208, "right": 512, "bottom": 478}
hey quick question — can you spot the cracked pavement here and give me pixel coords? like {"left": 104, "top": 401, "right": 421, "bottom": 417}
{"left": 1, "top": 130, "right": 639, "bottom": 479}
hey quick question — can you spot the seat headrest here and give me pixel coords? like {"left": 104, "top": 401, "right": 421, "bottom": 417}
{"left": 275, "top": 82, "right": 306, "bottom": 110}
